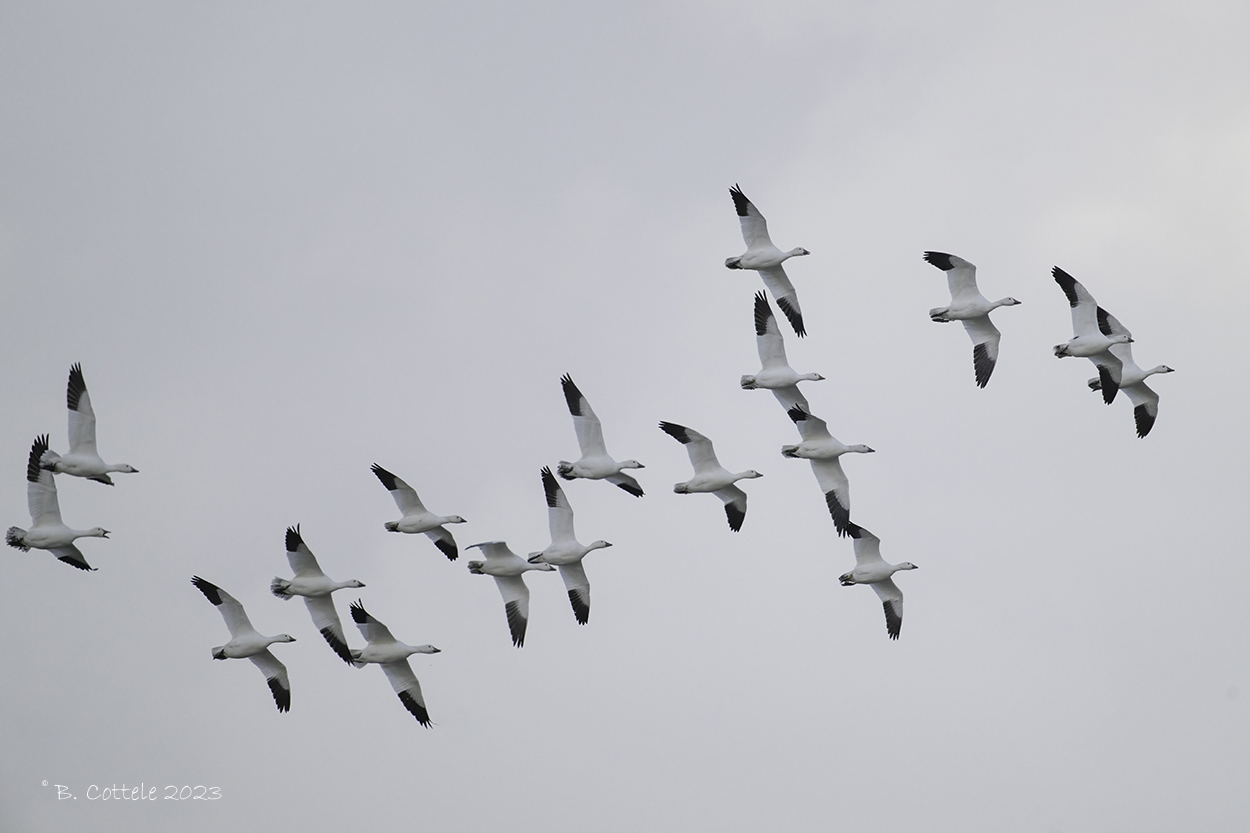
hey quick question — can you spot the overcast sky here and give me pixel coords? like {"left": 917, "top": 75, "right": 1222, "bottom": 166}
{"left": 3, "top": 2, "right": 1249, "bottom": 831}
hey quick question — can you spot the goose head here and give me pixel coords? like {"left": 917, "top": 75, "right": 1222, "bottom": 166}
{"left": 800, "top": 373, "right": 826, "bottom": 382}
{"left": 342, "top": 579, "right": 366, "bottom": 589}
{"left": 87, "top": 527, "right": 110, "bottom": 539}
{"left": 590, "top": 540, "right": 613, "bottom": 551}
{"left": 1149, "top": 365, "right": 1175, "bottom": 376}
{"left": 994, "top": 297, "right": 1022, "bottom": 308}
{"left": 114, "top": 464, "right": 139, "bottom": 474}
{"left": 446, "top": 515, "right": 467, "bottom": 524}
{"left": 1111, "top": 333, "right": 1134, "bottom": 345}
{"left": 894, "top": 562, "right": 919, "bottom": 572}
{"left": 849, "top": 444, "right": 875, "bottom": 454}
{"left": 735, "top": 470, "right": 764, "bottom": 481}
{"left": 272, "top": 634, "right": 297, "bottom": 644}
{"left": 787, "top": 247, "right": 811, "bottom": 258}
{"left": 619, "top": 460, "right": 644, "bottom": 470}
{"left": 411, "top": 645, "right": 441, "bottom": 655}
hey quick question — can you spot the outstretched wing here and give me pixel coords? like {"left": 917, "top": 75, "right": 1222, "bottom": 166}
{"left": 304, "top": 595, "right": 358, "bottom": 666}
{"left": 923, "top": 251, "right": 983, "bottom": 305}
{"left": 730, "top": 184, "right": 773, "bottom": 249}
{"left": 658, "top": 422, "right": 720, "bottom": 474}
{"left": 248, "top": 649, "right": 291, "bottom": 712}
{"left": 371, "top": 464, "right": 428, "bottom": 517}
{"left": 493, "top": 575, "right": 531, "bottom": 648}
{"left": 716, "top": 485, "right": 748, "bottom": 532}
{"left": 558, "top": 561, "right": 591, "bottom": 625}
{"left": 381, "top": 660, "right": 432, "bottom": 727}
{"left": 758, "top": 266, "right": 805, "bottom": 337}
{"left": 191, "top": 575, "right": 255, "bottom": 637}
{"left": 961, "top": 315, "right": 1002, "bottom": 389}
{"left": 26, "top": 436, "right": 64, "bottom": 528}
{"left": 542, "top": 466, "right": 576, "bottom": 542}
{"left": 350, "top": 599, "right": 397, "bottom": 646}
{"left": 869, "top": 579, "right": 904, "bottom": 640}
{"left": 66, "top": 364, "right": 99, "bottom": 456}
{"left": 561, "top": 374, "right": 607, "bottom": 456}
{"left": 284, "top": 524, "right": 326, "bottom": 578}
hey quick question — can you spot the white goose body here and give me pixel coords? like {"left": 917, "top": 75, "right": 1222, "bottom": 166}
{"left": 349, "top": 601, "right": 440, "bottom": 726}
{"left": 724, "top": 185, "right": 810, "bottom": 337}
{"left": 740, "top": 292, "right": 823, "bottom": 411}
{"left": 6, "top": 435, "right": 109, "bottom": 571}
{"left": 371, "top": 463, "right": 464, "bottom": 560}
{"left": 191, "top": 576, "right": 294, "bottom": 712}
{"left": 467, "top": 541, "right": 556, "bottom": 647}
{"left": 923, "top": 252, "right": 1021, "bottom": 388}
{"left": 659, "top": 421, "right": 761, "bottom": 532}
{"left": 781, "top": 406, "right": 874, "bottom": 537}
{"left": 1052, "top": 267, "right": 1134, "bottom": 403}
{"left": 838, "top": 525, "right": 918, "bottom": 641}
{"left": 269, "top": 525, "right": 365, "bottom": 665}
{"left": 527, "top": 467, "right": 611, "bottom": 625}
{"left": 39, "top": 364, "right": 138, "bottom": 485}
{"left": 556, "top": 374, "right": 645, "bottom": 496}
{"left": 1084, "top": 310, "right": 1175, "bottom": 437}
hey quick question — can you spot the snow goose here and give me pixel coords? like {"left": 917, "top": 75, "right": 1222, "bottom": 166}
{"left": 658, "top": 421, "right": 762, "bottom": 532}
{"left": 190, "top": 576, "right": 295, "bottom": 712}
{"left": 467, "top": 541, "right": 556, "bottom": 647}
{"left": 838, "top": 524, "right": 918, "bottom": 640}
{"left": 782, "top": 406, "right": 874, "bottom": 537}
{"left": 1052, "top": 267, "right": 1134, "bottom": 403}
{"left": 556, "top": 374, "right": 645, "bottom": 497}
{"left": 371, "top": 463, "right": 465, "bottom": 560}
{"left": 741, "top": 292, "right": 824, "bottom": 411}
{"left": 269, "top": 525, "right": 365, "bottom": 666}
{"left": 1084, "top": 310, "right": 1175, "bottom": 437}
{"left": 6, "top": 435, "right": 109, "bottom": 571}
{"left": 527, "top": 467, "right": 612, "bottom": 625}
{"left": 39, "top": 364, "right": 138, "bottom": 485}
{"left": 922, "top": 252, "right": 1021, "bottom": 388}
{"left": 725, "top": 185, "right": 810, "bottom": 337}
{"left": 349, "top": 601, "right": 440, "bottom": 726}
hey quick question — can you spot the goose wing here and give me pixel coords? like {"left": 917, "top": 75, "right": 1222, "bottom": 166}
{"left": 284, "top": 525, "right": 326, "bottom": 578}
{"left": 758, "top": 266, "right": 805, "bottom": 337}
{"left": 191, "top": 576, "right": 256, "bottom": 638}
{"left": 606, "top": 471, "right": 644, "bottom": 498}
{"left": 50, "top": 543, "right": 95, "bottom": 571}
{"left": 847, "top": 524, "right": 885, "bottom": 568}
{"left": 923, "top": 251, "right": 984, "bottom": 305}
{"left": 753, "top": 291, "right": 789, "bottom": 370}
{"left": 349, "top": 600, "right": 398, "bottom": 646}
{"left": 558, "top": 561, "right": 591, "bottom": 625}
{"left": 869, "top": 578, "right": 904, "bottom": 640}
{"left": 423, "top": 527, "right": 458, "bottom": 561}
{"left": 1052, "top": 267, "right": 1107, "bottom": 337}
{"left": 541, "top": 467, "right": 576, "bottom": 543}
{"left": 716, "top": 485, "right": 748, "bottom": 532}
{"left": 561, "top": 374, "right": 607, "bottom": 456}
{"left": 381, "top": 660, "right": 432, "bottom": 726}
{"left": 65, "top": 364, "right": 99, "bottom": 456}
{"left": 25, "top": 436, "right": 63, "bottom": 527}
{"left": 304, "top": 595, "right": 357, "bottom": 666}
{"left": 961, "top": 315, "right": 1002, "bottom": 388}
{"left": 770, "top": 385, "right": 809, "bottom": 413}
{"left": 371, "top": 464, "right": 428, "bottom": 517}
{"left": 730, "top": 184, "right": 773, "bottom": 249}
{"left": 658, "top": 422, "right": 721, "bottom": 475}
{"left": 810, "top": 457, "right": 852, "bottom": 537}
{"left": 787, "top": 405, "right": 832, "bottom": 444}
{"left": 1099, "top": 310, "right": 1138, "bottom": 366}
{"left": 493, "top": 574, "right": 531, "bottom": 647}
{"left": 248, "top": 649, "right": 291, "bottom": 712}
{"left": 1121, "top": 381, "right": 1161, "bottom": 438}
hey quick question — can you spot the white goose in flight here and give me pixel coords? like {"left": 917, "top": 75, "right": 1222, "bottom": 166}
{"left": 725, "top": 185, "right": 810, "bottom": 337}
{"left": 1085, "top": 310, "right": 1175, "bottom": 437}
{"left": 371, "top": 463, "right": 465, "bottom": 560}
{"left": 270, "top": 525, "right": 365, "bottom": 666}
{"left": 349, "top": 601, "right": 440, "bottom": 727}
{"left": 838, "top": 524, "right": 918, "bottom": 641}
{"left": 1052, "top": 267, "right": 1134, "bottom": 403}
{"left": 556, "top": 374, "right": 645, "bottom": 497}
{"left": 527, "top": 467, "right": 612, "bottom": 625}
{"left": 782, "top": 406, "right": 874, "bottom": 537}
{"left": 6, "top": 434, "right": 109, "bottom": 571}
{"left": 39, "top": 364, "right": 138, "bottom": 485}
{"left": 191, "top": 576, "right": 295, "bottom": 712}
{"left": 467, "top": 541, "right": 556, "bottom": 647}
{"left": 659, "top": 421, "right": 762, "bottom": 532}
{"left": 740, "top": 292, "right": 824, "bottom": 412}
{"left": 922, "top": 252, "right": 1021, "bottom": 388}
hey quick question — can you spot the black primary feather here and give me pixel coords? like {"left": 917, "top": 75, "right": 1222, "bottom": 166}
{"left": 398, "top": 690, "right": 431, "bottom": 727}
{"left": 560, "top": 374, "right": 583, "bottom": 416}
{"left": 66, "top": 363, "right": 87, "bottom": 412}
{"left": 1097, "top": 366, "right": 1118, "bottom": 405}
{"left": 1096, "top": 306, "right": 1115, "bottom": 337}
{"left": 504, "top": 600, "right": 527, "bottom": 647}
{"left": 882, "top": 601, "right": 902, "bottom": 640}
{"left": 319, "top": 627, "right": 356, "bottom": 666}
{"left": 432, "top": 537, "right": 458, "bottom": 561}
{"left": 1134, "top": 405, "right": 1156, "bottom": 438}
{"left": 26, "top": 435, "right": 50, "bottom": 483}
{"left": 285, "top": 524, "right": 303, "bottom": 552}
{"left": 753, "top": 291, "right": 772, "bottom": 337}
{"left": 658, "top": 421, "right": 691, "bottom": 444}
{"left": 922, "top": 251, "right": 955, "bottom": 271}
{"left": 729, "top": 184, "right": 751, "bottom": 217}
{"left": 825, "top": 491, "right": 851, "bottom": 537}
{"left": 725, "top": 502, "right": 745, "bottom": 532}
{"left": 350, "top": 599, "right": 370, "bottom": 625}
{"left": 972, "top": 343, "right": 994, "bottom": 388}
{"left": 775, "top": 297, "right": 806, "bottom": 338}
{"left": 568, "top": 589, "right": 590, "bottom": 625}
{"left": 370, "top": 463, "right": 399, "bottom": 492}
{"left": 615, "top": 480, "right": 644, "bottom": 498}
{"left": 191, "top": 575, "right": 223, "bottom": 606}
{"left": 541, "top": 467, "right": 561, "bottom": 508}
{"left": 267, "top": 676, "right": 291, "bottom": 712}
{"left": 1052, "top": 267, "right": 1080, "bottom": 307}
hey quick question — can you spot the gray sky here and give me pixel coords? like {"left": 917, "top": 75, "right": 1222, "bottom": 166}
{"left": 3, "top": 1, "right": 1248, "bottom": 830}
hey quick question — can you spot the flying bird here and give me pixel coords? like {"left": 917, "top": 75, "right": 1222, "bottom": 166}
{"left": 1085, "top": 310, "right": 1174, "bottom": 437}
{"left": 6, "top": 434, "right": 109, "bottom": 571}
{"left": 782, "top": 406, "right": 874, "bottom": 537}
{"left": 658, "top": 421, "right": 762, "bottom": 532}
{"left": 838, "top": 525, "right": 918, "bottom": 641}
{"left": 527, "top": 467, "right": 612, "bottom": 625}
{"left": 740, "top": 291, "right": 824, "bottom": 412}
{"left": 556, "top": 374, "right": 645, "bottom": 497}
{"left": 270, "top": 525, "right": 366, "bottom": 665}
{"left": 1051, "top": 267, "right": 1134, "bottom": 404}
{"left": 467, "top": 541, "right": 556, "bottom": 647}
{"left": 725, "top": 185, "right": 810, "bottom": 337}
{"left": 39, "top": 363, "right": 138, "bottom": 485}
{"left": 349, "top": 601, "right": 440, "bottom": 727}
{"left": 922, "top": 252, "right": 1021, "bottom": 388}
{"left": 371, "top": 463, "right": 465, "bottom": 560}
{"left": 191, "top": 576, "right": 295, "bottom": 712}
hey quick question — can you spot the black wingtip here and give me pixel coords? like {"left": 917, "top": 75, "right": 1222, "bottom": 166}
{"left": 66, "top": 363, "right": 87, "bottom": 411}
{"left": 320, "top": 627, "right": 356, "bottom": 665}
{"left": 541, "top": 466, "right": 561, "bottom": 508}
{"left": 616, "top": 480, "right": 644, "bottom": 498}
{"left": 560, "top": 374, "right": 583, "bottom": 416}
{"left": 26, "top": 435, "right": 50, "bottom": 483}
{"left": 1133, "top": 404, "right": 1156, "bottom": 438}
{"left": 285, "top": 524, "right": 303, "bottom": 552}
{"left": 775, "top": 296, "right": 806, "bottom": 338}
{"left": 825, "top": 491, "right": 851, "bottom": 537}
{"left": 59, "top": 555, "right": 97, "bottom": 571}
{"left": 729, "top": 184, "right": 750, "bottom": 217}
{"left": 922, "top": 251, "right": 955, "bottom": 271}
{"left": 844, "top": 522, "right": 867, "bottom": 540}
{"left": 504, "top": 600, "right": 527, "bottom": 647}
{"left": 658, "top": 421, "right": 690, "bottom": 444}
{"left": 398, "top": 690, "right": 432, "bottom": 727}
{"left": 786, "top": 405, "right": 809, "bottom": 423}
{"left": 191, "top": 575, "right": 222, "bottom": 606}
{"left": 370, "top": 463, "right": 398, "bottom": 491}
{"left": 753, "top": 291, "right": 772, "bottom": 336}
{"left": 1097, "top": 366, "right": 1119, "bottom": 404}
{"left": 972, "top": 343, "right": 994, "bottom": 388}
{"left": 432, "top": 537, "right": 458, "bottom": 561}
{"left": 725, "top": 502, "right": 745, "bottom": 532}
{"left": 350, "top": 599, "right": 369, "bottom": 624}
{"left": 267, "top": 676, "right": 291, "bottom": 712}
{"left": 883, "top": 601, "right": 902, "bottom": 640}
{"left": 568, "top": 589, "right": 590, "bottom": 625}
{"left": 1052, "top": 267, "right": 1079, "bottom": 308}
{"left": 1096, "top": 306, "right": 1114, "bottom": 338}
